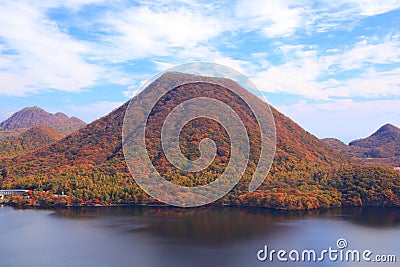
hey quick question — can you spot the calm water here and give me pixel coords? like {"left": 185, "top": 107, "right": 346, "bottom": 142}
{"left": 0, "top": 206, "right": 399, "bottom": 267}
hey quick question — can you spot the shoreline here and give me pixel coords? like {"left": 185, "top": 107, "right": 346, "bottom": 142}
{"left": 3, "top": 200, "right": 400, "bottom": 212}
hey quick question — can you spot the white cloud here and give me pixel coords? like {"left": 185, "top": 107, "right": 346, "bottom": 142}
{"left": 281, "top": 98, "right": 400, "bottom": 114}
{"left": 123, "top": 85, "right": 140, "bottom": 98}
{"left": 0, "top": 1, "right": 102, "bottom": 96}
{"left": 0, "top": 110, "right": 14, "bottom": 123}
{"left": 338, "top": 36, "right": 400, "bottom": 70}
{"left": 68, "top": 101, "right": 124, "bottom": 122}
{"left": 277, "top": 99, "right": 400, "bottom": 143}
{"left": 302, "top": 0, "right": 400, "bottom": 32}
{"left": 323, "top": 68, "right": 400, "bottom": 98}
{"left": 0, "top": 0, "right": 399, "bottom": 100}
{"left": 341, "top": 0, "right": 400, "bottom": 16}
{"left": 235, "top": 0, "right": 305, "bottom": 37}
{"left": 252, "top": 34, "right": 400, "bottom": 99}
{"left": 97, "top": 6, "right": 224, "bottom": 62}
{"left": 252, "top": 59, "right": 325, "bottom": 98}
{"left": 34, "top": 0, "right": 106, "bottom": 10}
{"left": 122, "top": 74, "right": 156, "bottom": 98}
{"left": 233, "top": 0, "right": 400, "bottom": 37}
{"left": 152, "top": 44, "right": 256, "bottom": 76}
{"left": 254, "top": 63, "right": 400, "bottom": 100}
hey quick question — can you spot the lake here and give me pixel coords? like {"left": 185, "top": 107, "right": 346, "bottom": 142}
{"left": 0, "top": 206, "right": 399, "bottom": 267}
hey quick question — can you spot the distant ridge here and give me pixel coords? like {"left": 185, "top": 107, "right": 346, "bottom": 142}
{"left": 323, "top": 123, "right": 400, "bottom": 167}
{"left": 350, "top": 123, "right": 400, "bottom": 147}
{"left": 0, "top": 106, "right": 86, "bottom": 135}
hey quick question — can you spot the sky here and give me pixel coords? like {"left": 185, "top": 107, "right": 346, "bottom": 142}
{"left": 0, "top": 0, "right": 399, "bottom": 143}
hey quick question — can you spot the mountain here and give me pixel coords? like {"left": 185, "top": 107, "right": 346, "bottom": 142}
{"left": 350, "top": 124, "right": 400, "bottom": 158}
{"left": 322, "top": 138, "right": 363, "bottom": 159}
{"left": 322, "top": 138, "right": 352, "bottom": 153}
{"left": 0, "top": 125, "right": 64, "bottom": 159}
{"left": 0, "top": 106, "right": 86, "bottom": 135}
{"left": 1, "top": 72, "right": 399, "bottom": 209}
{"left": 323, "top": 124, "right": 400, "bottom": 168}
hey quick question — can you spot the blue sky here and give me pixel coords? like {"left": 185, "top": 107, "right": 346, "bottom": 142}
{"left": 0, "top": 0, "right": 399, "bottom": 143}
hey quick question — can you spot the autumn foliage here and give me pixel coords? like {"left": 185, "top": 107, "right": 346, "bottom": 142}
{"left": 1, "top": 72, "right": 399, "bottom": 209}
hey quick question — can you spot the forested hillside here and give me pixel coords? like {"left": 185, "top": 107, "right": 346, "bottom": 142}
{"left": 0, "top": 125, "right": 64, "bottom": 159}
{"left": 323, "top": 124, "right": 400, "bottom": 167}
{"left": 1, "top": 72, "right": 399, "bottom": 209}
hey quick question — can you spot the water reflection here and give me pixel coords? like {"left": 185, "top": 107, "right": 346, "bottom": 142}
{"left": 2, "top": 206, "right": 399, "bottom": 267}
{"left": 51, "top": 206, "right": 400, "bottom": 245}
{"left": 336, "top": 207, "right": 400, "bottom": 228}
